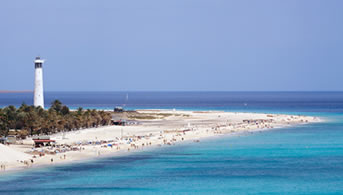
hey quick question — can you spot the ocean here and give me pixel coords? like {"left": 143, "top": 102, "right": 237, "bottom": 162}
{"left": 0, "top": 91, "right": 343, "bottom": 194}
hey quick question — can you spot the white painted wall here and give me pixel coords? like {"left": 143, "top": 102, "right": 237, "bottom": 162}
{"left": 34, "top": 66, "right": 44, "bottom": 108}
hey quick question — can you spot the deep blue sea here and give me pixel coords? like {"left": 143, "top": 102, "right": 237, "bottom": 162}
{"left": 1, "top": 92, "right": 343, "bottom": 194}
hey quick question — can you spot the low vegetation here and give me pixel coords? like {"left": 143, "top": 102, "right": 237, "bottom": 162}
{"left": 0, "top": 100, "right": 112, "bottom": 137}
{"left": 126, "top": 112, "right": 189, "bottom": 120}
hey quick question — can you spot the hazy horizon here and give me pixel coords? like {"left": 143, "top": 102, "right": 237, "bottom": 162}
{"left": 1, "top": 90, "right": 343, "bottom": 93}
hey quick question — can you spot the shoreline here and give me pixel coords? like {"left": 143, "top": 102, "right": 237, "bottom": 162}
{"left": 0, "top": 128, "right": 288, "bottom": 177}
{"left": 0, "top": 110, "right": 322, "bottom": 175}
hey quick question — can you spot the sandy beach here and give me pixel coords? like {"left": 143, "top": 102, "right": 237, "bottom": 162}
{"left": 0, "top": 110, "right": 321, "bottom": 174}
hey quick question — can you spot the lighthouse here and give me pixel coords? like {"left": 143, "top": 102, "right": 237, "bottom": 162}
{"left": 34, "top": 56, "right": 45, "bottom": 108}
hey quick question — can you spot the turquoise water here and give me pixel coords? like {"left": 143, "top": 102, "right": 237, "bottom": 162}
{"left": 0, "top": 92, "right": 343, "bottom": 194}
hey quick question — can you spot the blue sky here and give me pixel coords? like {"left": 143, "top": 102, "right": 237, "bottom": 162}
{"left": 1, "top": 0, "right": 343, "bottom": 91}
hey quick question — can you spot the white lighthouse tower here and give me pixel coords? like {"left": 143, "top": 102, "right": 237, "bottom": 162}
{"left": 34, "top": 56, "right": 45, "bottom": 108}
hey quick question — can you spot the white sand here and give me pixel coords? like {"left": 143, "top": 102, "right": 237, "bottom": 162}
{"left": 0, "top": 144, "right": 31, "bottom": 164}
{"left": 1, "top": 110, "right": 321, "bottom": 173}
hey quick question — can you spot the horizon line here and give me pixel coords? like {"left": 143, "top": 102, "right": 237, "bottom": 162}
{"left": 1, "top": 90, "right": 343, "bottom": 93}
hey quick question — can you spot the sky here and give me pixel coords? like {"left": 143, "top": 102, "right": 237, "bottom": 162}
{"left": 1, "top": 0, "right": 343, "bottom": 91}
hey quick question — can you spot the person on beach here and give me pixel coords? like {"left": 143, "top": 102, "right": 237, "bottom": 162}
{"left": 51, "top": 158, "right": 54, "bottom": 163}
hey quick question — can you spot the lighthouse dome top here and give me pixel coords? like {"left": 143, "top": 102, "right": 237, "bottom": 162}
{"left": 34, "top": 56, "right": 44, "bottom": 63}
